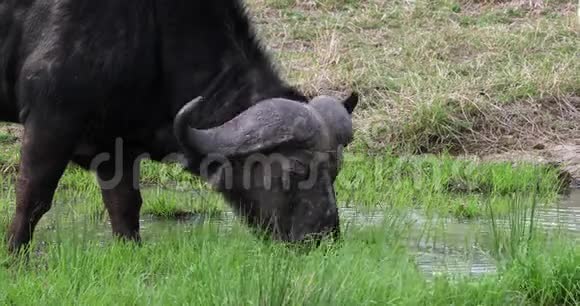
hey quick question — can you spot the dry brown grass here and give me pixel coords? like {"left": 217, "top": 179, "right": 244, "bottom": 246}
{"left": 250, "top": 0, "right": 580, "bottom": 155}
{"left": 460, "top": 95, "right": 580, "bottom": 153}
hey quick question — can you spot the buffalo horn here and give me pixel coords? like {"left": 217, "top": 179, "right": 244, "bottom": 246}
{"left": 175, "top": 98, "right": 321, "bottom": 157}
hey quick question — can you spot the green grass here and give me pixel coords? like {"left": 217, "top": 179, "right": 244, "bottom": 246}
{"left": 0, "top": 134, "right": 17, "bottom": 145}
{"left": 0, "top": 193, "right": 578, "bottom": 305}
{"left": 483, "top": 192, "right": 580, "bottom": 305}
{"left": 0, "top": 128, "right": 19, "bottom": 176}
{"left": 140, "top": 188, "right": 223, "bottom": 218}
{"left": 337, "top": 152, "right": 563, "bottom": 217}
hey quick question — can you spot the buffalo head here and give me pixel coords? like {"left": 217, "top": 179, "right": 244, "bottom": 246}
{"left": 174, "top": 92, "right": 359, "bottom": 244}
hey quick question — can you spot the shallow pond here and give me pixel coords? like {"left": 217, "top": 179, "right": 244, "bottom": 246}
{"left": 36, "top": 189, "right": 580, "bottom": 278}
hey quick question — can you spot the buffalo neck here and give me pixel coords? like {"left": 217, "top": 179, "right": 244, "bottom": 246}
{"left": 149, "top": 0, "right": 306, "bottom": 165}
{"left": 153, "top": 0, "right": 305, "bottom": 127}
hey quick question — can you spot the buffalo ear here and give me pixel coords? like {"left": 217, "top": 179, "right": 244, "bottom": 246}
{"left": 342, "top": 91, "right": 359, "bottom": 115}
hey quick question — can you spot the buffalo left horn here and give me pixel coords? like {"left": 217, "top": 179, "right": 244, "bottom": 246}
{"left": 174, "top": 97, "right": 322, "bottom": 157}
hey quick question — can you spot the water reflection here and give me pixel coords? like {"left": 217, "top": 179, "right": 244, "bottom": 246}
{"left": 339, "top": 189, "right": 580, "bottom": 277}
{"left": 535, "top": 189, "right": 580, "bottom": 233}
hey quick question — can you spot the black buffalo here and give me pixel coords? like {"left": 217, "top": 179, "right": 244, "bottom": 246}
{"left": 0, "top": 0, "right": 359, "bottom": 253}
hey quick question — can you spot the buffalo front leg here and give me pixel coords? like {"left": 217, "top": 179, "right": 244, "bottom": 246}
{"left": 96, "top": 154, "right": 143, "bottom": 242}
{"left": 7, "top": 117, "right": 78, "bottom": 254}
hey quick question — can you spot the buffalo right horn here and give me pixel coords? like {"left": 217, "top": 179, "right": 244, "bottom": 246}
{"left": 174, "top": 98, "right": 323, "bottom": 157}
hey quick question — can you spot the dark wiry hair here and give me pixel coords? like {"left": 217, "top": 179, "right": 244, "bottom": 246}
{"left": 186, "top": 0, "right": 307, "bottom": 128}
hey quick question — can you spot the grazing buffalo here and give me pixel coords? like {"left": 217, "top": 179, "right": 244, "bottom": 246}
{"left": 0, "top": 0, "right": 359, "bottom": 253}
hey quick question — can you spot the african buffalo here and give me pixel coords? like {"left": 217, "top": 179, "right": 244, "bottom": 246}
{"left": 0, "top": 0, "right": 358, "bottom": 253}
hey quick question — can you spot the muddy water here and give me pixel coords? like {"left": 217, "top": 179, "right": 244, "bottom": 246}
{"left": 37, "top": 189, "right": 580, "bottom": 278}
